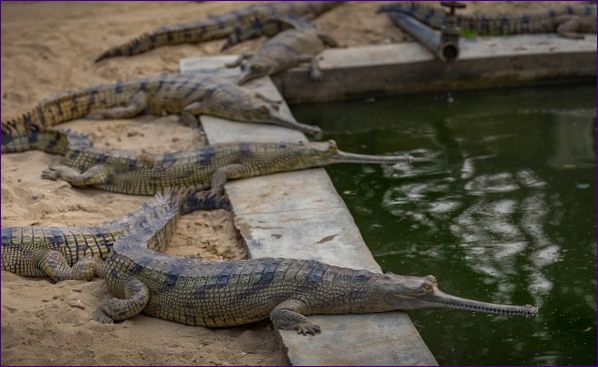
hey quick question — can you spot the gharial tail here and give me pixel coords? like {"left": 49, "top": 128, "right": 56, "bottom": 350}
{"left": 95, "top": 2, "right": 343, "bottom": 62}
{"left": 143, "top": 189, "right": 183, "bottom": 253}
{"left": 1, "top": 127, "right": 92, "bottom": 155}
{"left": 2, "top": 108, "right": 45, "bottom": 139}
{"left": 1, "top": 109, "right": 92, "bottom": 154}
{"left": 95, "top": 32, "right": 163, "bottom": 62}
{"left": 3, "top": 81, "right": 141, "bottom": 153}
{"left": 114, "top": 188, "right": 232, "bottom": 253}
{"left": 94, "top": 22, "right": 220, "bottom": 62}
{"left": 112, "top": 189, "right": 184, "bottom": 253}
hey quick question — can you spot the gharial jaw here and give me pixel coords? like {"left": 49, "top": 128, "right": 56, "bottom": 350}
{"left": 266, "top": 115, "right": 323, "bottom": 138}
{"left": 381, "top": 274, "right": 539, "bottom": 317}
{"left": 296, "top": 140, "right": 414, "bottom": 168}
{"left": 419, "top": 288, "right": 538, "bottom": 317}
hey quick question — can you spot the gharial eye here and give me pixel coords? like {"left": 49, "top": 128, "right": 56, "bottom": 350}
{"left": 327, "top": 140, "right": 338, "bottom": 151}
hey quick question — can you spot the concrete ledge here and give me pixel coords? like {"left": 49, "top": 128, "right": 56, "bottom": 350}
{"left": 283, "top": 313, "right": 434, "bottom": 366}
{"left": 181, "top": 59, "right": 437, "bottom": 365}
{"left": 272, "top": 34, "right": 597, "bottom": 103}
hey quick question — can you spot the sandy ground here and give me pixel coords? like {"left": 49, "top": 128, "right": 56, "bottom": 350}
{"left": 0, "top": 2, "right": 571, "bottom": 365}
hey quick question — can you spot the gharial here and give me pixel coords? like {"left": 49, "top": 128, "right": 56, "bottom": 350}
{"left": 226, "top": 17, "right": 338, "bottom": 85}
{"left": 94, "top": 192, "right": 539, "bottom": 334}
{"left": 379, "top": 2, "right": 597, "bottom": 39}
{"left": 1, "top": 73, "right": 322, "bottom": 149}
{"left": 95, "top": 2, "right": 341, "bottom": 62}
{"left": 40, "top": 140, "right": 414, "bottom": 196}
{"left": 1, "top": 190, "right": 230, "bottom": 282}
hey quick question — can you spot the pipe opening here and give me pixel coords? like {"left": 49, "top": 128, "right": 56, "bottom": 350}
{"left": 441, "top": 44, "right": 459, "bottom": 61}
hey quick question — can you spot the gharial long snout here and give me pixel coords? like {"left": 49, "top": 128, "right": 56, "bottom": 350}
{"left": 269, "top": 116, "right": 323, "bottom": 138}
{"left": 427, "top": 288, "right": 539, "bottom": 317}
{"left": 332, "top": 149, "right": 414, "bottom": 165}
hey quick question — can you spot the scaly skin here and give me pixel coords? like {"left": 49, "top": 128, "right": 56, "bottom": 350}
{"left": 95, "top": 2, "right": 341, "bottom": 62}
{"left": 0, "top": 190, "right": 230, "bottom": 282}
{"left": 40, "top": 140, "right": 413, "bottom": 196}
{"left": 379, "top": 2, "right": 597, "bottom": 39}
{"left": 1, "top": 128, "right": 93, "bottom": 156}
{"left": 227, "top": 18, "right": 338, "bottom": 85}
{"left": 1, "top": 74, "right": 321, "bottom": 153}
{"left": 96, "top": 205, "right": 538, "bottom": 332}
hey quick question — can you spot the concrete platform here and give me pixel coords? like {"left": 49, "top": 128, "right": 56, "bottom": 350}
{"left": 272, "top": 34, "right": 597, "bottom": 103}
{"left": 180, "top": 59, "right": 437, "bottom": 365}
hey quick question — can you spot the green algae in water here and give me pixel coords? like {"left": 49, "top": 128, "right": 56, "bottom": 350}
{"left": 292, "top": 83, "right": 596, "bottom": 365}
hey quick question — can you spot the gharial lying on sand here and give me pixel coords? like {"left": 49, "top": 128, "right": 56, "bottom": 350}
{"left": 227, "top": 17, "right": 337, "bottom": 85}
{"left": 1, "top": 190, "right": 230, "bottom": 282}
{"left": 1, "top": 73, "right": 322, "bottom": 149}
{"left": 40, "top": 140, "right": 413, "bottom": 196}
{"left": 95, "top": 191, "right": 538, "bottom": 334}
{"left": 379, "top": 2, "right": 597, "bottom": 39}
{"left": 95, "top": 2, "right": 341, "bottom": 62}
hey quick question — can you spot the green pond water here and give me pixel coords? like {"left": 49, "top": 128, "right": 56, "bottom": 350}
{"left": 292, "top": 84, "right": 596, "bottom": 365}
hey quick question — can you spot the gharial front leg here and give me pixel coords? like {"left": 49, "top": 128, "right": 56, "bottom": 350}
{"left": 298, "top": 55, "right": 322, "bottom": 81}
{"left": 86, "top": 91, "right": 148, "bottom": 120}
{"left": 270, "top": 299, "right": 321, "bottom": 336}
{"left": 95, "top": 277, "right": 149, "bottom": 323}
{"left": 178, "top": 101, "right": 210, "bottom": 128}
{"left": 33, "top": 249, "right": 105, "bottom": 282}
{"left": 209, "top": 163, "right": 247, "bottom": 195}
{"left": 41, "top": 164, "right": 110, "bottom": 187}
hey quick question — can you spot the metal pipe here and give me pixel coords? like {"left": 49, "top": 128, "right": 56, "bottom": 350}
{"left": 387, "top": 12, "right": 459, "bottom": 62}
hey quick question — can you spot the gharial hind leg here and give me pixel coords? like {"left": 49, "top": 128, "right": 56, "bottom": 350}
{"left": 225, "top": 53, "right": 253, "bottom": 68}
{"left": 318, "top": 32, "right": 339, "bottom": 47}
{"left": 270, "top": 299, "right": 321, "bottom": 336}
{"left": 33, "top": 250, "right": 104, "bottom": 282}
{"left": 221, "top": 17, "right": 291, "bottom": 50}
{"left": 222, "top": 27, "right": 264, "bottom": 50}
{"left": 86, "top": 92, "right": 148, "bottom": 120}
{"left": 41, "top": 164, "right": 109, "bottom": 187}
{"left": 95, "top": 277, "right": 149, "bottom": 322}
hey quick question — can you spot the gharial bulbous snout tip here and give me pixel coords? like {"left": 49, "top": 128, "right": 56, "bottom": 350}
{"left": 525, "top": 304, "right": 539, "bottom": 318}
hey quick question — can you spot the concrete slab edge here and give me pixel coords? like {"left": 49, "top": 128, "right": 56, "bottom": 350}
{"left": 180, "top": 59, "right": 438, "bottom": 365}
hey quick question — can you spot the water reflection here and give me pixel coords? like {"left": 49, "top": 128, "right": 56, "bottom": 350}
{"left": 386, "top": 152, "right": 557, "bottom": 307}
{"left": 547, "top": 109, "right": 596, "bottom": 169}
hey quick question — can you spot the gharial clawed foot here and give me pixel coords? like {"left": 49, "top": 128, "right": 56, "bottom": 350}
{"left": 294, "top": 322, "right": 321, "bottom": 336}
{"left": 309, "top": 68, "right": 322, "bottom": 81}
{"left": 179, "top": 111, "right": 202, "bottom": 128}
{"left": 93, "top": 308, "right": 114, "bottom": 324}
{"left": 41, "top": 167, "right": 59, "bottom": 180}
